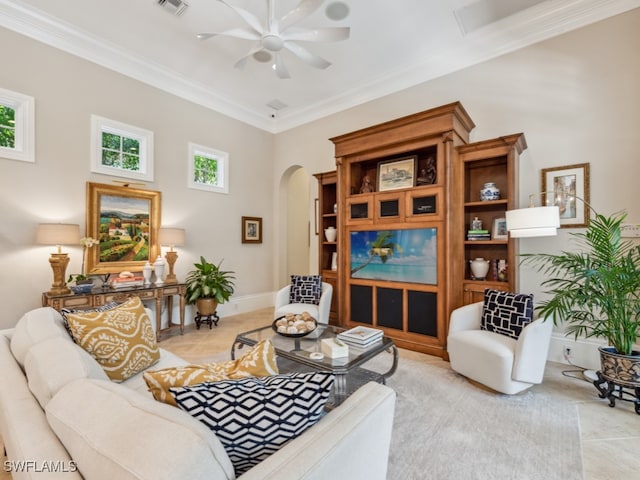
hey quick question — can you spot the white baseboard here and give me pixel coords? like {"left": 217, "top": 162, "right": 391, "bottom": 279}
{"left": 547, "top": 333, "right": 604, "bottom": 371}
{"left": 158, "top": 291, "right": 274, "bottom": 328}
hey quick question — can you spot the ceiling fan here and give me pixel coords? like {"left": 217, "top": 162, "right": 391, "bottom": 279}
{"left": 197, "top": 0, "right": 350, "bottom": 79}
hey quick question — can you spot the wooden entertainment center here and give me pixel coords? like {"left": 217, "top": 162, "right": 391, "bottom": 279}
{"left": 319, "top": 102, "right": 527, "bottom": 357}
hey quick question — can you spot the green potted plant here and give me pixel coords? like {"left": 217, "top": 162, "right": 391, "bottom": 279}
{"left": 522, "top": 211, "right": 640, "bottom": 390}
{"left": 185, "top": 257, "right": 236, "bottom": 315}
{"left": 67, "top": 236, "right": 100, "bottom": 293}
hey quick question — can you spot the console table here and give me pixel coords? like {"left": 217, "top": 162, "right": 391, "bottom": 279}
{"left": 42, "top": 283, "right": 186, "bottom": 342}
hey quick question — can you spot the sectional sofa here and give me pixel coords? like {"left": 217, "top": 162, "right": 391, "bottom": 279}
{"left": 0, "top": 306, "right": 396, "bottom": 479}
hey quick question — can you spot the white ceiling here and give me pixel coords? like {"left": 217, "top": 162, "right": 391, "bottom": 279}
{"left": 1, "top": 0, "right": 639, "bottom": 133}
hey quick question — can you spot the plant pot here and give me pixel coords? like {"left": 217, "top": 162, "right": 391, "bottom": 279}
{"left": 598, "top": 346, "right": 640, "bottom": 388}
{"left": 196, "top": 298, "right": 219, "bottom": 316}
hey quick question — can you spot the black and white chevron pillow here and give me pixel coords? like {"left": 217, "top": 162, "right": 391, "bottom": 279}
{"left": 481, "top": 289, "right": 534, "bottom": 339}
{"left": 171, "top": 371, "right": 334, "bottom": 476}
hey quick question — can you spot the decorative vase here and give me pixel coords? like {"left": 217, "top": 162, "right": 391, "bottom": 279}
{"left": 471, "top": 216, "right": 483, "bottom": 230}
{"left": 142, "top": 261, "right": 153, "bottom": 284}
{"left": 469, "top": 258, "right": 490, "bottom": 280}
{"left": 153, "top": 256, "right": 165, "bottom": 285}
{"left": 480, "top": 182, "right": 500, "bottom": 201}
{"left": 331, "top": 252, "right": 338, "bottom": 271}
{"left": 324, "top": 226, "right": 337, "bottom": 242}
{"left": 196, "top": 298, "right": 218, "bottom": 316}
{"left": 70, "top": 281, "right": 94, "bottom": 294}
{"left": 597, "top": 347, "right": 640, "bottom": 388}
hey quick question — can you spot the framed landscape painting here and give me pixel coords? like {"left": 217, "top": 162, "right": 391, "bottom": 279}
{"left": 85, "top": 182, "right": 161, "bottom": 274}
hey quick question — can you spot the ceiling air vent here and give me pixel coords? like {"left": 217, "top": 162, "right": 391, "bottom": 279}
{"left": 454, "top": 0, "right": 546, "bottom": 35}
{"left": 267, "top": 99, "right": 288, "bottom": 111}
{"left": 157, "top": 0, "right": 189, "bottom": 16}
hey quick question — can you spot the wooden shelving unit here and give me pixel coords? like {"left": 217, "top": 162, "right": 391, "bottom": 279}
{"left": 330, "top": 103, "right": 475, "bottom": 357}
{"left": 313, "top": 170, "right": 339, "bottom": 324}
{"left": 454, "top": 134, "right": 527, "bottom": 305}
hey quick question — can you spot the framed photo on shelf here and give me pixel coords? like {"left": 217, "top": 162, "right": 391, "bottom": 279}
{"left": 85, "top": 182, "right": 161, "bottom": 275}
{"left": 492, "top": 217, "right": 508, "bottom": 240}
{"left": 377, "top": 156, "right": 416, "bottom": 192}
{"left": 541, "top": 163, "right": 590, "bottom": 228}
{"left": 242, "top": 216, "right": 262, "bottom": 244}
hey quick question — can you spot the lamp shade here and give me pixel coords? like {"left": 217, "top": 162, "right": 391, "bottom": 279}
{"left": 36, "top": 223, "right": 81, "bottom": 246}
{"left": 505, "top": 206, "right": 560, "bottom": 238}
{"left": 158, "top": 228, "right": 185, "bottom": 247}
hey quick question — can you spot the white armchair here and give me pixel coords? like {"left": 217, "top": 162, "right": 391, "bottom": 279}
{"left": 447, "top": 301, "right": 553, "bottom": 395}
{"left": 274, "top": 282, "right": 333, "bottom": 325}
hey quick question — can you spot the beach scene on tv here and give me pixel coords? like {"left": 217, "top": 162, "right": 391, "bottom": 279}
{"left": 350, "top": 228, "right": 437, "bottom": 284}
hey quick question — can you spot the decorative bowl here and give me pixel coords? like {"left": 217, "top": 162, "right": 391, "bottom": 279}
{"left": 70, "top": 283, "right": 94, "bottom": 294}
{"left": 272, "top": 315, "right": 317, "bottom": 338}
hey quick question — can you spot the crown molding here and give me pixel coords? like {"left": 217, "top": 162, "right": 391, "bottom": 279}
{"left": 1, "top": 0, "right": 638, "bottom": 134}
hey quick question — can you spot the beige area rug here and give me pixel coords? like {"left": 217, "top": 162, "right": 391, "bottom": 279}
{"left": 362, "top": 351, "right": 584, "bottom": 480}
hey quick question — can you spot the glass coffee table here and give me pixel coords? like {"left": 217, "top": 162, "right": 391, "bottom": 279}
{"left": 232, "top": 324, "right": 398, "bottom": 407}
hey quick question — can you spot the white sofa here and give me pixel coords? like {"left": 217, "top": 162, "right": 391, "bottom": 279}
{"left": 0, "top": 307, "right": 396, "bottom": 479}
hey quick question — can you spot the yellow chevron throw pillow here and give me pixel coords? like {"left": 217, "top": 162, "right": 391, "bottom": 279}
{"left": 65, "top": 296, "right": 160, "bottom": 382}
{"left": 144, "top": 339, "right": 278, "bottom": 406}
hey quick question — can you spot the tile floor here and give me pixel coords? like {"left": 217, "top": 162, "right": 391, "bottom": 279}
{"left": 2, "top": 307, "right": 639, "bottom": 479}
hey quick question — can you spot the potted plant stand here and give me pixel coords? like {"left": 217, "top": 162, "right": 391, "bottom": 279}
{"left": 594, "top": 348, "right": 640, "bottom": 414}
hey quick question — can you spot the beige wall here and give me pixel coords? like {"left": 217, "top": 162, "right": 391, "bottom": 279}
{"left": 1, "top": 8, "right": 639, "bottom": 341}
{"left": 0, "top": 27, "right": 275, "bottom": 328}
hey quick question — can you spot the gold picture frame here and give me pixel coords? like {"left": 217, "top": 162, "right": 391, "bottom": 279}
{"left": 242, "top": 216, "right": 262, "bottom": 244}
{"left": 377, "top": 156, "right": 416, "bottom": 192}
{"left": 541, "top": 163, "right": 590, "bottom": 228}
{"left": 85, "top": 182, "right": 161, "bottom": 274}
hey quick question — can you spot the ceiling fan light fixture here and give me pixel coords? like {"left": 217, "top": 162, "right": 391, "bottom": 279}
{"left": 253, "top": 50, "right": 272, "bottom": 63}
{"left": 325, "top": 2, "right": 350, "bottom": 21}
{"left": 262, "top": 34, "right": 284, "bottom": 52}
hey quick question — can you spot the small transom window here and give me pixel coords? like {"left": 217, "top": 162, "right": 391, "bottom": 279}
{"left": 188, "top": 142, "right": 229, "bottom": 194}
{"left": 0, "top": 87, "right": 35, "bottom": 163}
{"left": 91, "top": 115, "right": 153, "bottom": 181}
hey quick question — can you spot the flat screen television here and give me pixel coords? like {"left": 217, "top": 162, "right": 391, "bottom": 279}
{"left": 350, "top": 228, "right": 437, "bottom": 285}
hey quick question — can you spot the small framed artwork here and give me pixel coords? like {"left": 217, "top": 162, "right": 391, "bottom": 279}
{"left": 377, "top": 156, "right": 416, "bottom": 192}
{"left": 492, "top": 217, "right": 508, "bottom": 240}
{"left": 541, "top": 163, "right": 590, "bottom": 228}
{"left": 242, "top": 216, "right": 262, "bottom": 244}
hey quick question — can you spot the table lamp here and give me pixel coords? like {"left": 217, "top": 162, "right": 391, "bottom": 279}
{"left": 159, "top": 227, "right": 185, "bottom": 284}
{"left": 36, "top": 223, "right": 81, "bottom": 295}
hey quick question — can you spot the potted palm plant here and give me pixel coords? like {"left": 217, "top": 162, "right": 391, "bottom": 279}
{"left": 522, "top": 211, "right": 640, "bottom": 391}
{"left": 185, "top": 257, "right": 236, "bottom": 315}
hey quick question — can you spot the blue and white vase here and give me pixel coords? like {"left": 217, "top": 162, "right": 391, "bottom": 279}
{"left": 480, "top": 182, "right": 500, "bottom": 201}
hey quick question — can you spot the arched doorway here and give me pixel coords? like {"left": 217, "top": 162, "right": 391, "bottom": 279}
{"left": 277, "top": 166, "right": 311, "bottom": 287}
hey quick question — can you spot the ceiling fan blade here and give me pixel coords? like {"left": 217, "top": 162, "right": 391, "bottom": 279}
{"left": 284, "top": 41, "right": 331, "bottom": 69}
{"left": 279, "top": 0, "right": 324, "bottom": 31}
{"left": 197, "top": 28, "right": 260, "bottom": 41}
{"left": 273, "top": 52, "right": 291, "bottom": 79}
{"left": 283, "top": 26, "right": 350, "bottom": 42}
{"left": 216, "top": 0, "right": 264, "bottom": 35}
